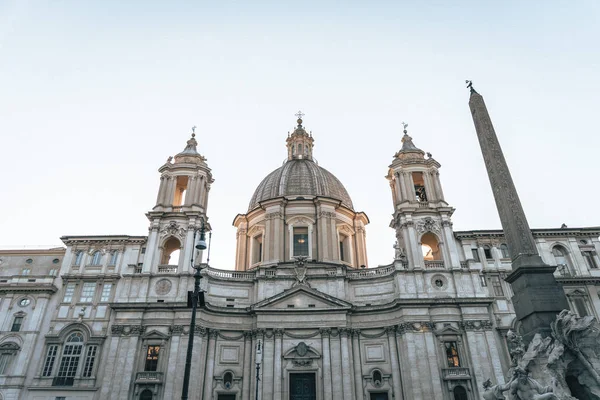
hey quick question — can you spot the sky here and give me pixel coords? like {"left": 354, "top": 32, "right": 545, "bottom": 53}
{"left": 1, "top": 0, "right": 599, "bottom": 269}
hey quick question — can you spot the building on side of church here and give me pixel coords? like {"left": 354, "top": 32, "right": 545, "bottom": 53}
{"left": 0, "top": 116, "right": 599, "bottom": 400}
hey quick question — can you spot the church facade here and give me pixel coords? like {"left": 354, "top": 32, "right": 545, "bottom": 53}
{"left": 0, "top": 116, "right": 600, "bottom": 400}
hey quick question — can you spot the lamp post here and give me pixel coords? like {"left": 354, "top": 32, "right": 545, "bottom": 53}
{"left": 255, "top": 338, "right": 262, "bottom": 400}
{"left": 181, "top": 221, "right": 208, "bottom": 400}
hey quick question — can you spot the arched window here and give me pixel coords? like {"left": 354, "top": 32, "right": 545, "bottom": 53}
{"left": 43, "top": 330, "right": 99, "bottom": 386}
{"left": 453, "top": 386, "right": 468, "bottom": 400}
{"left": 73, "top": 251, "right": 83, "bottom": 266}
{"left": 140, "top": 389, "right": 153, "bottom": 400}
{"left": 0, "top": 343, "right": 19, "bottom": 375}
{"left": 161, "top": 237, "right": 181, "bottom": 265}
{"left": 109, "top": 251, "right": 118, "bottom": 266}
{"left": 91, "top": 251, "right": 102, "bottom": 266}
{"left": 224, "top": 371, "right": 233, "bottom": 389}
{"left": 552, "top": 245, "right": 573, "bottom": 275}
{"left": 421, "top": 233, "right": 441, "bottom": 261}
{"left": 500, "top": 244, "right": 510, "bottom": 259}
{"left": 372, "top": 370, "right": 382, "bottom": 386}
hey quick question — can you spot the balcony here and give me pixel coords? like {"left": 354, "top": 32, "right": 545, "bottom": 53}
{"left": 424, "top": 260, "right": 445, "bottom": 269}
{"left": 158, "top": 265, "right": 178, "bottom": 273}
{"left": 136, "top": 371, "right": 163, "bottom": 383}
{"left": 442, "top": 367, "right": 471, "bottom": 380}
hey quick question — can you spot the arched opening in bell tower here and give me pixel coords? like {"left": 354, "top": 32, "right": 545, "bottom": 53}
{"left": 412, "top": 172, "right": 428, "bottom": 202}
{"left": 421, "top": 232, "right": 441, "bottom": 261}
{"left": 173, "top": 176, "right": 189, "bottom": 207}
{"left": 160, "top": 237, "right": 182, "bottom": 265}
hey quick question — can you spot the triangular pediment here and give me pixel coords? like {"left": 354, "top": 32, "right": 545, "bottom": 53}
{"left": 434, "top": 325, "right": 461, "bottom": 336}
{"left": 252, "top": 285, "right": 353, "bottom": 311}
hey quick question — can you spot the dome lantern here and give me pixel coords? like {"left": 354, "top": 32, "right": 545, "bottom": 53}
{"left": 286, "top": 111, "right": 314, "bottom": 161}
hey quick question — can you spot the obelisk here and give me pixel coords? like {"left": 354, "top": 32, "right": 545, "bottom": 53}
{"left": 467, "top": 82, "right": 568, "bottom": 341}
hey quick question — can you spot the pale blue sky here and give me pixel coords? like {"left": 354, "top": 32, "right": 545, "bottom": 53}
{"left": 1, "top": 1, "right": 599, "bottom": 268}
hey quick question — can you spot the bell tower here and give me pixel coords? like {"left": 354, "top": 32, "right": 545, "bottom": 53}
{"left": 387, "top": 123, "right": 460, "bottom": 269}
{"left": 143, "top": 127, "right": 214, "bottom": 273}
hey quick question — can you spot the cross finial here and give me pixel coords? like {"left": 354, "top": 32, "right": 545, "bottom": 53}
{"left": 402, "top": 122, "right": 408, "bottom": 134}
{"left": 295, "top": 110, "right": 305, "bottom": 120}
{"left": 191, "top": 125, "right": 197, "bottom": 137}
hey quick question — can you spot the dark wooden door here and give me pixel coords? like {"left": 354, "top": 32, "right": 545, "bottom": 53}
{"left": 370, "top": 393, "right": 389, "bottom": 400}
{"left": 217, "top": 395, "right": 236, "bottom": 400}
{"left": 290, "top": 373, "right": 316, "bottom": 400}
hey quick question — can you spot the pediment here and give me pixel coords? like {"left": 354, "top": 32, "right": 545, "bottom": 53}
{"left": 252, "top": 285, "right": 353, "bottom": 311}
{"left": 434, "top": 325, "right": 461, "bottom": 336}
{"left": 142, "top": 329, "right": 170, "bottom": 340}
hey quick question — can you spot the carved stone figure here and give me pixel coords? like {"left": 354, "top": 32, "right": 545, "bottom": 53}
{"left": 393, "top": 241, "right": 405, "bottom": 260}
{"left": 482, "top": 377, "right": 512, "bottom": 400}
{"left": 509, "top": 367, "right": 557, "bottom": 400}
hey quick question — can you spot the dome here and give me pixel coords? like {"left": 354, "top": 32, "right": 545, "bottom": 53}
{"left": 248, "top": 159, "right": 354, "bottom": 211}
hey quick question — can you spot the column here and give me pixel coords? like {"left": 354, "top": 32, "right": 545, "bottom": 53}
{"left": 339, "top": 329, "right": 354, "bottom": 400}
{"left": 156, "top": 176, "right": 166, "bottom": 205}
{"left": 434, "top": 172, "right": 445, "bottom": 201}
{"left": 320, "top": 328, "right": 333, "bottom": 400}
{"left": 386, "top": 327, "right": 404, "bottom": 400}
{"left": 263, "top": 331, "right": 274, "bottom": 400}
{"left": 423, "top": 171, "right": 436, "bottom": 201}
{"left": 164, "top": 176, "right": 176, "bottom": 206}
{"left": 185, "top": 176, "right": 197, "bottom": 206}
{"left": 182, "top": 228, "right": 195, "bottom": 272}
{"left": 404, "top": 173, "right": 414, "bottom": 201}
{"left": 273, "top": 329, "right": 283, "bottom": 400}
{"left": 351, "top": 330, "right": 363, "bottom": 400}
{"left": 202, "top": 329, "right": 219, "bottom": 400}
{"left": 243, "top": 332, "right": 253, "bottom": 400}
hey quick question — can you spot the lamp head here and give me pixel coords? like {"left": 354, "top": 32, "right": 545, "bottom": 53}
{"left": 195, "top": 223, "right": 207, "bottom": 250}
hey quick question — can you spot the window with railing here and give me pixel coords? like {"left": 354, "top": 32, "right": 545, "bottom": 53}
{"left": 43, "top": 331, "right": 100, "bottom": 386}
{"left": 445, "top": 341, "right": 461, "bottom": 367}
{"left": 144, "top": 346, "right": 160, "bottom": 372}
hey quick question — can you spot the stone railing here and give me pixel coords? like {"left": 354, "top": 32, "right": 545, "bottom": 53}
{"left": 441, "top": 367, "right": 470, "bottom": 380}
{"left": 460, "top": 261, "right": 468, "bottom": 269}
{"left": 418, "top": 201, "right": 429, "bottom": 208}
{"left": 205, "top": 268, "right": 255, "bottom": 281}
{"left": 158, "top": 265, "right": 177, "bottom": 273}
{"left": 347, "top": 265, "right": 395, "bottom": 279}
{"left": 424, "top": 260, "right": 445, "bottom": 269}
{"left": 171, "top": 206, "right": 183, "bottom": 212}
{"left": 136, "top": 371, "right": 163, "bottom": 383}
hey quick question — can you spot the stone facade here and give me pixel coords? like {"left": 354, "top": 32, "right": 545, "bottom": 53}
{"left": 0, "top": 121, "right": 599, "bottom": 400}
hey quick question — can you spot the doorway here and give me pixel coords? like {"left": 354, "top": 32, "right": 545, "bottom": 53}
{"left": 290, "top": 373, "right": 316, "bottom": 400}
{"left": 217, "top": 395, "right": 236, "bottom": 400}
{"left": 370, "top": 392, "right": 389, "bottom": 400}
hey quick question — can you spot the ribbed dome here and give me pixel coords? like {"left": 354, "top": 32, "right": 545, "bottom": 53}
{"left": 248, "top": 159, "right": 354, "bottom": 211}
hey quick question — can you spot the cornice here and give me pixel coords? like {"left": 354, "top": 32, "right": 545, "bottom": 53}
{"left": 0, "top": 283, "right": 58, "bottom": 294}
{"left": 557, "top": 277, "right": 600, "bottom": 285}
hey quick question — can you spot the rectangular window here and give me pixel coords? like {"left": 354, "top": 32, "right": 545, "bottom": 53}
{"left": 0, "top": 353, "right": 13, "bottom": 375}
{"left": 80, "top": 282, "right": 96, "bottom": 303}
{"left": 293, "top": 227, "right": 309, "bottom": 257}
{"left": 55, "top": 343, "right": 82, "bottom": 386}
{"left": 22, "top": 269, "right": 30, "bottom": 275}
{"left": 141, "top": 247, "right": 146, "bottom": 254}
{"left": 484, "top": 246, "right": 493, "bottom": 260}
{"left": 445, "top": 341, "right": 460, "bottom": 367}
{"left": 339, "top": 241, "right": 345, "bottom": 262}
{"left": 471, "top": 249, "right": 480, "bottom": 262}
{"left": 11, "top": 317, "right": 23, "bottom": 332}
{"left": 490, "top": 276, "right": 504, "bottom": 296}
{"left": 49, "top": 269, "right": 58, "bottom": 276}
{"left": 144, "top": 346, "right": 160, "bottom": 371}
{"left": 82, "top": 345, "right": 97, "bottom": 377}
{"left": 258, "top": 242, "right": 263, "bottom": 262}
{"left": 100, "top": 283, "right": 112, "bottom": 302}
{"left": 479, "top": 275, "right": 487, "bottom": 287}
{"left": 42, "top": 345, "right": 59, "bottom": 376}
{"left": 583, "top": 251, "right": 598, "bottom": 269}
{"left": 63, "top": 283, "right": 76, "bottom": 303}
{"left": 573, "top": 298, "right": 588, "bottom": 317}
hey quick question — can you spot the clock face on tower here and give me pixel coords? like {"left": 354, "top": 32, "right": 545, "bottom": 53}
{"left": 19, "top": 298, "right": 30, "bottom": 307}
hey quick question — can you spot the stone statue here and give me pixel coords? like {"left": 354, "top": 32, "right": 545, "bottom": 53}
{"left": 507, "top": 330, "right": 526, "bottom": 367}
{"left": 393, "top": 241, "right": 405, "bottom": 260}
{"left": 508, "top": 367, "right": 557, "bottom": 400}
{"left": 482, "top": 377, "right": 513, "bottom": 400}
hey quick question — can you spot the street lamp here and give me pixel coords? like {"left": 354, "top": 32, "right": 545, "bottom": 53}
{"left": 181, "top": 221, "right": 208, "bottom": 400}
{"left": 255, "top": 338, "right": 263, "bottom": 400}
